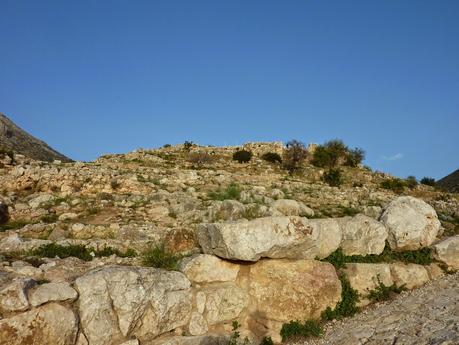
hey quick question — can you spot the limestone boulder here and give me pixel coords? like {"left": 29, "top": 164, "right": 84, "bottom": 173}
{"left": 342, "top": 263, "right": 393, "bottom": 306}
{"left": 29, "top": 282, "right": 78, "bottom": 307}
{"left": 433, "top": 235, "right": 459, "bottom": 270}
{"left": 75, "top": 265, "right": 192, "bottom": 345}
{"left": 0, "top": 303, "right": 78, "bottom": 345}
{"left": 389, "top": 263, "right": 430, "bottom": 289}
{"left": 338, "top": 214, "right": 388, "bottom": 255}
{"left": 380, "top": 196, "right": 440, "bottom": 250}
{"left": 149, "top": 335, "right": 228, "bottom": 345}
{"left": 198, "top": 216, "right": 341, "bottom": 261}
{"left": 249, "top": 259, "right": 341, "bottom": 322}
{"left": 179, "top": 254, "right": 239, "bottom": 283}
{"left": 270, "top": 199, "right": 314, "bottom": 217}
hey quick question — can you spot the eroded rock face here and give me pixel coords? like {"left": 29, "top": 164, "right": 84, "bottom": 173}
{"left": 198, "top": 216, "right": 341, "bottom": 261}
{"left": 270, "top": 199, "right": 314, "bottom": 217}
{"left": 380, "top": 196, "right": 440, "bottom": 250}
{"left": 390, "top": 263, "right": 430, "bottom": 289}
{"left": 179, "top": 254, "right": 239, "bottom": 284}
{"left": 433, "top": 235, "right": 459, "bottom": 270}
{"left": 249, "top": 259, "right": 341, "bottom": 323}
{"left": 338, "top": 214, "right": 388, "bottom": 255}
{"left": 75, "top": 265, "right": 192, "bottom": 345}
{"left": 0, "top": 303, "right": 78, "bottom": 345}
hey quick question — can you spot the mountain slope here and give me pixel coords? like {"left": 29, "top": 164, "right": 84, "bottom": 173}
{"left": 0, "top": 112, "right": 71, "bottom": 162}
{"left": 437, "top": 169, "right": 459, "bottom": 193}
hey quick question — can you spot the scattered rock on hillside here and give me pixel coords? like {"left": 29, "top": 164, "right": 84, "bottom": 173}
{"left": 380, "top": 196, "right": 441, "bottom": 250}
{"left": 433, "top": 235, "right": 459, "bottom": 270}
{"left": 198, "top": 216, "right": 341, "bottom": 261}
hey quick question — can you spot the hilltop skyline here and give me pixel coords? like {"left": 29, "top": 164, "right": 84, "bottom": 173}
{"left": 1, "top": 1, "right": 458, "bottom": 179}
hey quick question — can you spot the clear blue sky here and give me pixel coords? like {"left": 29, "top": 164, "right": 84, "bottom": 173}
{"left": 1, "top": 1, "right": 458, "bottom": 179}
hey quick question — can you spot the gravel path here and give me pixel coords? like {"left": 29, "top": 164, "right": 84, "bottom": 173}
{"left": 295, "top": 272, "right": 459, "bottom": 345}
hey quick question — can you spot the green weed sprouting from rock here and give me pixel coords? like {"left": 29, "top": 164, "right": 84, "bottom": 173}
{"left": 142, "top": 243, "right": 181, "bottom": 270}
{"left": 280, "top": 319, "right": 323, "bottom": 342}
{"left": 321, "top": 274, "right": 359, "bottom": 320}
{"left": 367, "top": 276, "right": 406, "bottom": 302}
{"left": 208, "top": 183, "right": 242, "bottom": 201}
{"left": 322, "top": 245, "right": 434, "bottom": 268}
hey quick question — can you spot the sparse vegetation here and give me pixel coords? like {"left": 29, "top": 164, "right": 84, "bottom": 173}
{"left": 280, "top": 319, "right": 323, "bottom": 341}
{"left": 233, "top": 150, "right": 253, "bottom": 163}
{"left": 187, "top": 152, "right": 215, "bottom": 166}
{"left": 322, "top": 274, "right": 359, "bottom": 320}
{"left": 183, "top": 141, "right": 195, "bottom": 151}
{"left": 322, "top": 168, "right": 343, "bottom": 187}
{"left": 323, "top": 246, "right": 434, "bottom": 269}
{"left": 142, "top": 243, "right": 181, "bottom": 270}
{"left": 282, "top": 140, "right": 308, "bottom": 173}
{"left": 29, "top": 243, "right": 136, "bottom": 261}
{"left": 0, "top": 219, "right": 30, "bottom": 232}
{"left": 380, "top": 178, "right": 405, "bottom": 194}
{"left": 261, "top": 152, "right": 282, "bottom": 164}
{"left": 405, "top": 176, "right": 418, "bottom": 189}
{"left": 208, "top": 183, "right": 241, "bottom": 201}
{"left": 367, "top": 276, "right": 406, "bottom": 302}
{"left": 420, "top": 177, "right": 436, "bottom": 186}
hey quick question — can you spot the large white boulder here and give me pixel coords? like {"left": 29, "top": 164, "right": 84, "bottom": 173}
{"left": 338, "top": 214, "right": 388, "bottom": 255}
{"left": 0, "top": 303, "right": 78, "bottom": 345}
{"left": 380, "top": 196, "right": 440, "bottom": 250}
{"left": 0, "top": 277, "right": 35, "bottom": 312}
{"left": 29, "top": 282, "right": 78, "bottom": 307}
{"left": 270, "top": 199, "right": 314, "bottom": 217}
{"left": 198, "top": 216, "right": 341, "bottom": 261}
{"left": 433, "top": 235, "right": 459, "bottom": 270}
{"left": 75, "top": 265, "right": 192, "bottom": 345}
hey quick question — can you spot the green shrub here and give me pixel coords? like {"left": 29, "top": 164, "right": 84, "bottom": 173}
{"left": 345, "top": 147, "right": 365, "bottom": 167}
{"left": 405, "top": 176, "right": 418, "bottom": 189}
{"left": 233, "top": 150, "right": 252, "bottom": 163}
{"left": 142, "top": 243, "right": 181, "bottom": 270}
{"left": 41, "top": 214, "right": 58, "bottom": 224}
{"left": 323, "top": 168, "right": 343, "bottom": 187}
{"left": 367, "top": 277, "right": 406, "bottom": 302}
{"left": 322, "top": 274, "right": 359, "bottom": 320}
{"left": 420, "top": 177, "right": 436, "bottom": 186}
{"left": 208, "top": 183, "right": 241, "bottom": 201}
{"left": 261, "top": 152, "right": 282, "bottom": 164}
{"left": 0, "top": 203, "right": 9, "bottom": 225}
{"left": 380, "top": 178, "right": 405, "bottom": 194}
{"left": 259, "top": 337, "right": 274, "bottom": 345}
{"left": 183, "top": 141, "right": 195, "bottom": 150}
{"left": 282, "top": 140, "right": 308, "bottom": 173}
{"left": 280, "top": 319, "right": 323, "bottom": 341}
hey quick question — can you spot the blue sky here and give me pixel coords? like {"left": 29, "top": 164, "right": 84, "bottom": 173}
{"left": 1, "top": 1, "right": 458, "bottom": 179}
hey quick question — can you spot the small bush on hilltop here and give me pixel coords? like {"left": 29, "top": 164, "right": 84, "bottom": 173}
{"left": 233, "top": 150, "right": 252, "bottom": 163}
{"left": 261, "top": 152, "right": 282, "bottom": 164}
{"left": 280, "top": 319, "right": 323, "bottom": 341}
{"left": 183, "top": 141, "right": 195, "bottom": 151}
{"left": 405, "top": 176, "right": 418, "bottom": 189}
{"left": 282, "top": 140, "right": 308, "bottom": 173}
{"left": 312, "top": 139, "right": 365, "bottom": 168}
{"left": 420, "top": 177, "right": 436, "bottom": 186}
{"left": 322, "top": 168, "right": 343, "bottom": 187}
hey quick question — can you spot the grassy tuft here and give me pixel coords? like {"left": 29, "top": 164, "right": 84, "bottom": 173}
{"left": 280, "top": 320, "right": 323, "bottom": 342}
{"left": 142, "top": 243, "right": 181, "bottom": 270}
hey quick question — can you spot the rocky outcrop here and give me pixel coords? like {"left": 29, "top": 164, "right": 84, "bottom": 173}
{"left": 74, "top": 266, "right": 192, "bottom": 345}
{"left": 380, "top": 196, "right": 441, "bottom": 250}
{"left": 270, "top": 199, "right": 314, "bottom": 217}
{"left": 198, "top": 216, "right": 341, "bottom": 261}
{"left": 29, "top": 282, "right": 78, "bottom": 307}
{"left": 433, "top": 235, "right": 459, "bottom": 270}
{"left": 179, "top": 254, "right": 239, "bottom": 283}
{"left": 338, "top": 214, "right": 388, "bottom": 255}
{"left": 0, "top": 303, "right": 78, "bottom": 345}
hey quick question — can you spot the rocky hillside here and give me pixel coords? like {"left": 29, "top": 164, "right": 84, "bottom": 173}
{"left": 0, "top": 142, "right": 458, "bottom": 345}
{"left": 437, "top": 169, "right": 459, "bottom": 193}
{"left": 0, "top": 113, "right": 71, "bottom": 162}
